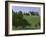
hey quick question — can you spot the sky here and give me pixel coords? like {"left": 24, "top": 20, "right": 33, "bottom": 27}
{"left": 12, "top": 6, "right": 40, "bottom": 13}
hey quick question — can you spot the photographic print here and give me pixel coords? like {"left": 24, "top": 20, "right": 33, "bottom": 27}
{"left": 5, "top": 1, "right": 45, "bottom": 36}
{"left": 12, "top": 6, "right": 40, "bottom": 30}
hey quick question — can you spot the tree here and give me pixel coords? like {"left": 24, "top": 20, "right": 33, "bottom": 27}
{"left": 26, "top": 13, "right": 30, "bottom": 16}
{"left": 18, "top": 11, "right": 23, "bottom": 19}
{"left": 30, "top": 11, "right": 35, "bottom": 15}
{"left": 12, "top": 10, "right": 31, "bottom": 29}
{"left": 12, "top": 10, "right": 18, "bottom": 27}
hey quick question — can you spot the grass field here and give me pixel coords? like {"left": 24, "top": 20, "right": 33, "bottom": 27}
{"left": 23, "top": 15, "right": 40, "bottom": 29}
{"left": 12, "top": 15, "right": 40, "bottom": 30}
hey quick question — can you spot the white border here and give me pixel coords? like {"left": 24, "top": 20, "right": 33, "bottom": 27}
{"left": 8, "top": 3, "right": 43, "bottom": 34}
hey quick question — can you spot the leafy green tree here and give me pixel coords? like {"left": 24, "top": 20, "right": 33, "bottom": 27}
{"left": 12, "top": 10, "right": 31, "bottom": 29}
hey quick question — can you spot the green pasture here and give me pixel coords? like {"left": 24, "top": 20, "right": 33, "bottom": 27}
{"left": 23, "top": 16, "right": 40, "bottom": 27}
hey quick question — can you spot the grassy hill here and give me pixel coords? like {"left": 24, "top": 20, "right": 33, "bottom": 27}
{"left": 23, "top": 15, "right": 40, "bottom": 29}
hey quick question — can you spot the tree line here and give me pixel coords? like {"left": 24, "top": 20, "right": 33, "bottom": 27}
{"left": 13, "top": 10, "right": 39, "bottom": 16}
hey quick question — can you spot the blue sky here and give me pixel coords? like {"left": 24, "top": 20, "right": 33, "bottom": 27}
{"left": 12, "top": 6, "right": 40, "bottom": 13}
